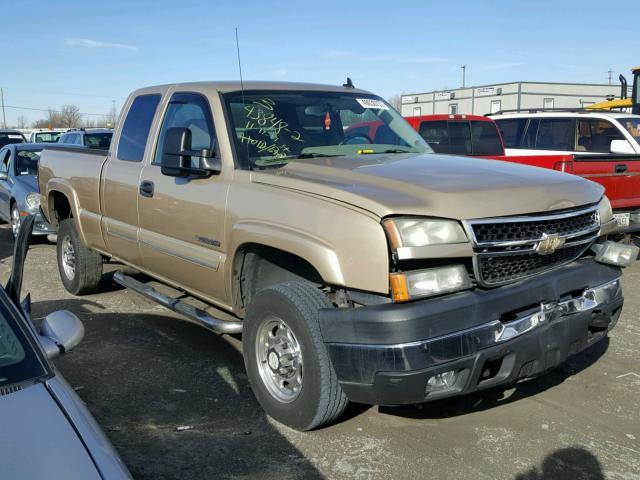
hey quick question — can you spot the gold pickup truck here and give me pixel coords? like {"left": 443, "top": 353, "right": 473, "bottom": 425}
{"left": 38, "top": 81, "right": 637, "bottom": 430}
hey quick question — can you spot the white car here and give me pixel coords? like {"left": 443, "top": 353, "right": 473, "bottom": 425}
{"left": 28, "top": 129, "right": 67, "bottom": 143}
{"left": 491, "top": 110, "right": 640, "bottom": 156}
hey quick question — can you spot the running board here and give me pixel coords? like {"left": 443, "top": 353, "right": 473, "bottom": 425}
{"left": 113, "top": 271, "right": 243, "bottom": 335}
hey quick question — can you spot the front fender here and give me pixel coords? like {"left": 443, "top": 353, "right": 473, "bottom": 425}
{"left": 226, "top": 216, "right": 390, "bottom": 299}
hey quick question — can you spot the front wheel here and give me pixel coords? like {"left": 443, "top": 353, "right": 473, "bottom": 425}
{"left": 10, "top": 203, "right": 20, "bottom": 239}
{"left": 57, "top": 218, "right": 103, "bottom": 295}
{"left": 243, "top": 281, "right": 348, "bottom": 431}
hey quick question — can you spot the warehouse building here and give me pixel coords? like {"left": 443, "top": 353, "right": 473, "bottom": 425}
{"left": 400, "top": 81, "right": 622, "bottom": 117}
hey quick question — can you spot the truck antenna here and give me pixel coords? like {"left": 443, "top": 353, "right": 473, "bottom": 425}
{"left": 235, "top": 27, "right": 245, "bottom": 100}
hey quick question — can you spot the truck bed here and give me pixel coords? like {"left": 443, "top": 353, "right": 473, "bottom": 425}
{"left": 38, "top": 146, "right": 109, "bottom": 245}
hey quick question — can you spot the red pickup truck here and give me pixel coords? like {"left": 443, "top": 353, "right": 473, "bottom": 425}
{"left": 402, "top": 114, "right": 640, "bottom": 234}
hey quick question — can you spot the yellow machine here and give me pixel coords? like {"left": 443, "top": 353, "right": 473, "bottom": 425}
{"left": 586, "top": 67, "right": 640, "bottom": 112}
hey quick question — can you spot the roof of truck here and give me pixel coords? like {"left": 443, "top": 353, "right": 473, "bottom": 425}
{"left": 133, "top": 80, "right": 374, "bottom": 95}
{"left": 490, "top": 111, "right": 638, "bottom": 120}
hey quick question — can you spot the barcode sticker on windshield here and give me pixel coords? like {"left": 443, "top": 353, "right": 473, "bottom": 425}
{"left": 8, "top": 135, "right": 23, "bottom": 139}
{"left": 356, "top": 98, "right": 389, "bottom": 110}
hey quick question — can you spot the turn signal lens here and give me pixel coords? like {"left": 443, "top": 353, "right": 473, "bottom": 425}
{"left": 390, "top": 273, "right": 410, "bottom": 302}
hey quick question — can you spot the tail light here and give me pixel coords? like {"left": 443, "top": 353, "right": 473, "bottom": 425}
{"left": 553, "top": 160, "right": 574, "bottom": 173}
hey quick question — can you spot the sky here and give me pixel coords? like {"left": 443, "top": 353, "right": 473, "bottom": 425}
{"left": 2, "top": 0, "right": 638, "bottom": 126}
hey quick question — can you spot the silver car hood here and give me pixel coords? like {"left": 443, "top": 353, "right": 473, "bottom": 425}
{"left": 0, "top": 382, "right": 101, "bottom": 479}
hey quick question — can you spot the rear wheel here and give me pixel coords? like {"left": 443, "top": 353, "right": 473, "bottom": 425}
{"left": 243, "top": 281, "right": 348, "bottom": 431}
{"left": 57, "top": 218, "right": 103, "bottom": 295}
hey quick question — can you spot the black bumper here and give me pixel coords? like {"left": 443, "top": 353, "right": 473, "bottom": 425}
{"left": 319, "top": 260, "right": 623, "bottom": 405}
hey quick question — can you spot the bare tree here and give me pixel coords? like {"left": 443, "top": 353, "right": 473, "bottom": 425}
{"left": 59, "top": 104, "right": 82, "bottom": 128}
{"left": 105, "top": 104, "right": 117, "bottom": 128}
{"left": 15, "top": 115, "right": 28, "bottom": 129}
{"left": 387, "top": 94, "right": 402, "bottom": 111}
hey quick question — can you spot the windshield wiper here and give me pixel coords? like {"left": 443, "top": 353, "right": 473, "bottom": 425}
{"left": 296, "top": 153, "right": 344, "bottom": 159}
{"left": 357, "top": 149, "right": 414, "bottom": 155}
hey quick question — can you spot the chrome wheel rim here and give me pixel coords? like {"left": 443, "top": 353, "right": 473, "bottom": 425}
{"left": 255, "top": 316, "right": 303, "bottom": 403}
{"left": 61, "top": 236, "right": 76, "bottom": 280}
{"left": 11, "top": 206, "right": 20, "bottom": 237}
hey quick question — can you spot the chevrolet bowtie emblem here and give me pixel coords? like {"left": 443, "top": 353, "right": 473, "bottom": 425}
{"left": 535, "top": 233, "right": 565, "bottom": 255}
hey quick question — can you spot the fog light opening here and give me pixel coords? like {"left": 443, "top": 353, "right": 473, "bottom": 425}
{"left": 426, "top": 370, "right": 458, "bottom": 393}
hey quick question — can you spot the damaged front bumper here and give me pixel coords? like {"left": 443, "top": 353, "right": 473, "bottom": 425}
{"left": 320, "top": 260, "right": 623, "bottom": 405}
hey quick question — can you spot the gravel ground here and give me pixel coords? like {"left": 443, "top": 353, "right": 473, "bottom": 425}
{"left": 1, "top": 224, "right": 638, "bottom": 480}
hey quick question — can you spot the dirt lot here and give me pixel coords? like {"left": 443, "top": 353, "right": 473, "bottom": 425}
{"left": 1, "top": 224, "right": 638, "bottom": 480}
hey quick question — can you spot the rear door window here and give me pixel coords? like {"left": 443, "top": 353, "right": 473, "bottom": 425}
{"left": 495, "top": 118, "right": 528, "bottom": 148}
{"left": 117, "top": 94, "right": 161, "bottom": 162}
{"left": 576, "top": 119, "right": 625, "bottom": 153}
{"left": 534, "top": 118, "right": 573, "bottom": 151}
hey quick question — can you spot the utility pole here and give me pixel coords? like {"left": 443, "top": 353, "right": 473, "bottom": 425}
{"left": 0, "top": 88, "right": 5, "bottom": 128}
{"left": 608, "top": 69, "right": 613, "bottom": 85}
{"left": 461, "top": 65, "right": 466, "bottom": 88}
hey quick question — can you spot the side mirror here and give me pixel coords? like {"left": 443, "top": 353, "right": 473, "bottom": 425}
{"left": 161, "top": 127, "right": 220, "bottom": 177}
{"left": 610, "top": 139, "right": 635, "bottom": 154}
{"left": 0, "top": 172, "right": 7, "bottom": 181}
{"left": 39, "top": 310, "right": 84, "bottom": 359}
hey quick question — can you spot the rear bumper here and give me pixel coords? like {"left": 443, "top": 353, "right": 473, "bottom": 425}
{"left": 319, "top": 260, "right": 623, "bottom": 405}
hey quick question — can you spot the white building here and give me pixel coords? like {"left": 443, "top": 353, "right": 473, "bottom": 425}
{"left": 400, "top": 81, "right": 623, "bottom": 117}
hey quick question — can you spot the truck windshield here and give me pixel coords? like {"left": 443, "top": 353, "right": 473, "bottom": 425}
{"left": 34, "top": 132, "right": 62, "bottom": 143}
{"left": 223, "top": 90, "right": 431, "bottom": 169}
{"left": 0, "top": 293, "right": 49, "bottom": 388}
{"left": 15, "top": 150, "right": 41, "bottom": 176}
{"left": 618, "top": 117, "right": 640, "bottom": 142}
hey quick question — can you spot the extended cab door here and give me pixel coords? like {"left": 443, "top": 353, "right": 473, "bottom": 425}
{"left": 137, "top": 91, "right": 229, "bottom": 304}
{"left": 101, "top": 93, "right": 162, "bottom": 266}
{"left": 571, "top": 118, "right": 640, "bottom": 209}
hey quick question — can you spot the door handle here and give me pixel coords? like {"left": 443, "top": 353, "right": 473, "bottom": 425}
{"left": 615, "top": 164, "right": 628, "bottom": 174}
{"left": 139, "top": 180, "right": 155, "bottom": 198}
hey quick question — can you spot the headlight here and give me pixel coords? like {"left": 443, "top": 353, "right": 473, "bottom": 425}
{"left": 593, "top": 241, "right": 639, "bottom": 267}
{"left": 383, "top": 218, "right": 468, "bottom": 248}
{"left": 25, "top": 192, "right": 41, "bottom": 210}
{"left": 390, "top": 265, "right": 472, "bottom": 302}
{"left": 598, "top": 196, "right": 613, "bottom": 225}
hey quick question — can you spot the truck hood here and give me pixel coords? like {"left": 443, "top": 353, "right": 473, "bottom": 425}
{"left": 0, "top": 383, "right": 101, "bottom": 479}
{"left": 251, "top": 153, "right": 604, "bottom": 219}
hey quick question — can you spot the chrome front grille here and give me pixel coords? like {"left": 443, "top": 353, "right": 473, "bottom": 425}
{"left": 465, "top": 206, "right": 600, "bottom": 287}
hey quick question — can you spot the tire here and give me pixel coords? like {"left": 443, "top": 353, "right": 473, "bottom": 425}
{"left": 10, "top": 202, "right": 20, "bottom": 239}
{"left": 57, "top": 218, "right": 103, "bottom": 295}
{"left": 243, "top": 281, "right": 348, "bottom": 431}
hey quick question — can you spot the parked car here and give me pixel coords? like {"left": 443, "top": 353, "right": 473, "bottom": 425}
{"left": 58, "top": 128, "right": 113, "bottom": 149}
{"left": 405, "top": 114, "right": 640, "bottom": 233}
{"left": 0, "top": 215, "right": 131, "bottom": 479}
{"left": 28, "top": 128, "right": 66, "bottom": 143}
{"left": 0, "top": 129, "right": 27, "bottom": 148}
{"left": 0, "top": 143, "right": 55, "bottom": 237}
{"left": 490, "top": 110, "right": 640, "bottom": 155}
{"left": 490, "top": 110, "right": 640, "bottom": 232}
{"left": 38, "top": 81, "right": 637, "bottom": 431}
{"left": 404, "top": 114, "right": 505, "bottom": 156}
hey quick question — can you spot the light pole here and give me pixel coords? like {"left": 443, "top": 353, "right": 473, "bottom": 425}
{"left": 461, "top": 65, "right": 466, "bottom": 88}
{"left": 0, "top": 88, "right": 6, "bottom": 128}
